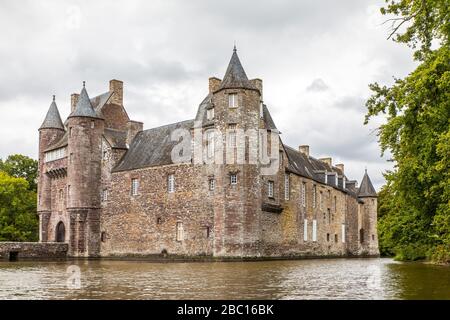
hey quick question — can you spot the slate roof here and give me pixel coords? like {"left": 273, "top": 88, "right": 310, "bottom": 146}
{"left": 262, "top": 104, "right": 278, "bottom": 131}
{"left": 91, "top": 91, "right": 113, "bottom": 115}
{"left": 113, "top": 120, "right": 194, "bottom": 172}
{"left": 104, "top": 128, "right": 128, "bottom": 149}
{"left": 358, "top": 170, "right": 377, "bottom": 197}
{"left": 218, "top": 47, "right": 258, "bottom": 92}
{"left": 39, "top": 96, "right": 65, "bottom": 130}
{"left": 69, "top": 85, "right": 101, "bottom": 119}
{"left": 45, "top": 131, "right": 68, "bottom": 152}
{"left": 284, "top": 145, "right": 352, "bottom": 192}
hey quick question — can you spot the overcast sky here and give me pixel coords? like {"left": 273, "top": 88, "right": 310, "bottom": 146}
{"left": 0, "top": 0, "right": 417, "bottom": 190}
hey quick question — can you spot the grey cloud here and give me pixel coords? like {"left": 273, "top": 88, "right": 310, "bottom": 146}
{"left": 306, "top": 78, "right": 329, "bottom": 92}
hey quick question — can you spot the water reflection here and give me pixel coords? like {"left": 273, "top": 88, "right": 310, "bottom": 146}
{"left": 0, "top": 258, "right": 448, "bottom": 300}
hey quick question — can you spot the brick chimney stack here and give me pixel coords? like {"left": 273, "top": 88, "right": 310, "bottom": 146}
{"left": 209, "top": 77, "right": 221, "bottom": 93}
{"left": 70, "top": 93, "right": 80, "bottom": 113}
{"left": 109, "top": 79, "right": 123, "bottom": 105}
{"left": 299, "top": 145, "right": 310, "bottom": 157}
{"left": 336, "top": 163, "right": 345, "bottom": 174}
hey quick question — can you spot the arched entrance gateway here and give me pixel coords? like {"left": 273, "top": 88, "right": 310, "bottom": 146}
{"left": 56, "top": 221, "right": 65, "bottom": 242}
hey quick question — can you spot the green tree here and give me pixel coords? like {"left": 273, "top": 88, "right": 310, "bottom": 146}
{"left": 366, "top": 0, "right": 449, "bottom": 262}
{"left": 0, "top": 171, "right": 38, "bottom": 241}
{"left": 0, "top": 154, "right": 38, "bottom": 192}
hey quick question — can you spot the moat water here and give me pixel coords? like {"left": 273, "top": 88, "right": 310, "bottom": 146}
{"left": 0, "top": 258, "right": 448, "bottom": 299}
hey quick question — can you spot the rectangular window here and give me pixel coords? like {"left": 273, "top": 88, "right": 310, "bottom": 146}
{"left": 320, "top": 191, "right": 323, "bottom": 210}
{"left": 209, "top": 178, "right": 215, "bottom": 191}
{"left": 301, "top": 182, "right": 306, "bottom": 207}
{"left": 168, "top": 174, "right": 175, "bottom": 193}
{"left": 131, "top": 178, "right": 139, "bottom": 196}
{"left": 334, "top": 195, "right": 337, "bottom": 213}
{"left": 268, "top": 180, "right": 274, "bottom": 198}
{"left": 284, "top": 174, "right": 290, "bottom": 200}
{"left": 342, "top": 224, "right": 346, "bottom": 243}
{"left": 206, "top": 131, "right": 215, "bottom": 158}
{"left": 67, "top": 185, "right": 71, "bottom": 202}
{"left": 91, "top": 120, "right": 95, "bottom": 129}
{"left": 176, "top": 222, "right": 184, "bottom": 242}
{"left": 312, "top": 219, "right": 317, "bottom": 242}
{"left": 206, "top": 108, "right": 214, "bottom": 120}
{"left": 335, "top": 234, "right": 338, "bottom": 243}
{"left": 228, "top": 93, "right": 238, "bottom": 108}
{"left": 327, "top": 233, "right": 330, "bottom": 242}
{"left": 230, "top": 174, "right": 237, "bottom": 185}
{"left": 313, "top": 185, "right": 317, "bottom": 208}
{"left": 228, "top": 131, "right": 236, "bottom": 147}
{"left": 303, "top": 219, "right": 308, "bottom": 241}
{"left": 101, "top": 189, "right": 108, "bottom": 202}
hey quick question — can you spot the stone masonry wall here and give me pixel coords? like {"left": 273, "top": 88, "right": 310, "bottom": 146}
{"left": 0, "top": 242, "right": 68, "bottom": 260}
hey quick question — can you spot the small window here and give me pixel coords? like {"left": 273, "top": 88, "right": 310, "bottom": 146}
{"left": 168, "top": 174, "right": 175, "bottom": 193}
{"left": 303, "top": 219, "right": 308, "bottom": 242}
{"left": 69, "top": 127, "right": 72, "bottom": 137}
{"left": 320, "top": 191, "right": 323, "bottom": 210}
{"left": 228, "top": 93, "right": 238, "bottom": 108}
{"left": 284, "top": 174, "right": 290, "bottom": 200}
{"left": 312, "top": 219, "right": 317, "bottom": 242}
{"left": 372, "top": 234, "right": 375, "bottom": 241}
{"left": 67, "top": 185, "right": 71, "bottom": 201}
{"left": 301, "top": 182, "right": 306, "bottom": 207}
{"left": 102, "top": 189, "right": 108, "bottom": 202}
{"left": 335, "top": 234, "right": 338, "bottom": 243}
{"left": 268, "top": 180, "right": 274, "bottom": 198}
{"left": 206, "top": 108, "right": 214, "bottom": 120}
{"left": 334, "top": 196, "right": 337, "bottom": 212}
{"left": 157, "top": 217, "right": 162, "bottom": 225}
{"left": 230, "top": 174, "right": 237, "bottom": 185}
{"left": 101, "top": 232, "right": 106, "bottom": 242}
{"left": 204, "top": 226, "right": 210, "bottom": 238}
{"left": 228, "top": 130, "right": 237, "bottom": 148}
{"left": 131, "top": 178, "right": 139, "bottom": 196}
{"left": 209, "top": 178, "right": 215, "bottom": 191}
{"left": 91, "top": 120, "right": 95, "bottom": 129}
{"left": 176, "top": 222, "right": 184, "bottom": 242}
{"left": 327, "top": 233, "right": 330, "bottom": 242}
{"left": 103, "top": 150, "right": 108, "bottom": 160}
{"left": 206, "top": 131, "right": 215, "bottom": 158}
{"left": 312, "top": 185, "right": 317, "bottom": 208}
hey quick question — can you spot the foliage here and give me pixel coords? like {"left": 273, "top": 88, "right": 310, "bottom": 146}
{"left": 0, "top": 154, "right": 38, "bottom": 192}
{"left": 0, "top": 171, "right": 38, "bottom": 241}
{"left": 366, "top": 0, "right": 449, "bottom": 262}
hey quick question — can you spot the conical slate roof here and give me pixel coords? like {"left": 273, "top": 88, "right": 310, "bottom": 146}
{"left": 218, "top": 47, "right": 257, "bottom": 92}
{"left": 358, "top": 170, "right": 377, "bottom": 197}
{"left": 39, "top": 96, "right": 64, "bottom": 130}
{"left": 69, "top": 83, "right": 100, "bottom": 119}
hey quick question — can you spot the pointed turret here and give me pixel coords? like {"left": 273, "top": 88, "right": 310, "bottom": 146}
{"left": 39, "top": 95, "right": 64, "bottom": 130}
{"left": 69, "top": 82, "right": 100, "bottom": 119}
{"left": 218, "top": 46, "right": 257, "bottom": 92}
{"left": 358, "top": 169, "right": 377, "bottom": 198}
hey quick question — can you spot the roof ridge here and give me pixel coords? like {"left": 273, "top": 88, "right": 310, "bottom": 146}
{"left": 142, "top": 119, "right": 194, "bottom": 133}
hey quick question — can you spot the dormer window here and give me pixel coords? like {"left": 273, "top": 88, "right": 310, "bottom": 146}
{"left": 228, "top": 93, "right": 238, "bottom": 108}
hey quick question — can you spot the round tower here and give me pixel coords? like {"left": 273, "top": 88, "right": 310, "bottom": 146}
{"left": 206, "top": 47, "right": 264, "bottom": 257}
{"left": 38, "top": 95, "right": 65, "bottom": 242}
{"left": 66, "top": 82, "right": 104, "bottom": 257}
{"left": 357, "top": 169, "right": 379, "bottom": 256}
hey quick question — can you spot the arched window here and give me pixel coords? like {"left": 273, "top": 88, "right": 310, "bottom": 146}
{"left": 56, "top": 221, "right": 65, "bottom": 242}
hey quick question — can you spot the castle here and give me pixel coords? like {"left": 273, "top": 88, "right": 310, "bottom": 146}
{"left": 37, "top": 48, "right": 379, "bottom": 258}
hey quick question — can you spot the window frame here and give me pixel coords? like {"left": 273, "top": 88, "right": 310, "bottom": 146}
{"left": 268, "top": 180, "right": 274, "bottom": 198}
{"left": 228, "top": 93, "right": 238, "bottom": 108}
{"left": 131, "top": 178, "right": 139, "bottom": 196}
{"left": 168, "top": 174, "right": 175, "bottom": 193}
{"left": 230, "top": 174, "right": 238, "bottom": 185}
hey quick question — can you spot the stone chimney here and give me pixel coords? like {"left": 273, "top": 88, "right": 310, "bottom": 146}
{"left": 126, "top": 120, "right": 143, "bottom": 146}
{"left": 250, "top": 78, "right": 263, "bottom": 98}
{"left": 209, "top": 77, "right": 221, "bottom": 93}
{"left": 319, "top": 157, "right": 332, "bottom": 167}
{"left": 109, "top": 79, "right": 123, "bottom": 105}
{"left": 70, "top": 93, "right": 80, "bottom": 113}
{"left": 335, "top": 163, "right": 344, "bottom": 174}
{"left": 299, "top": 145, "right": 309, "bottom": 157}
